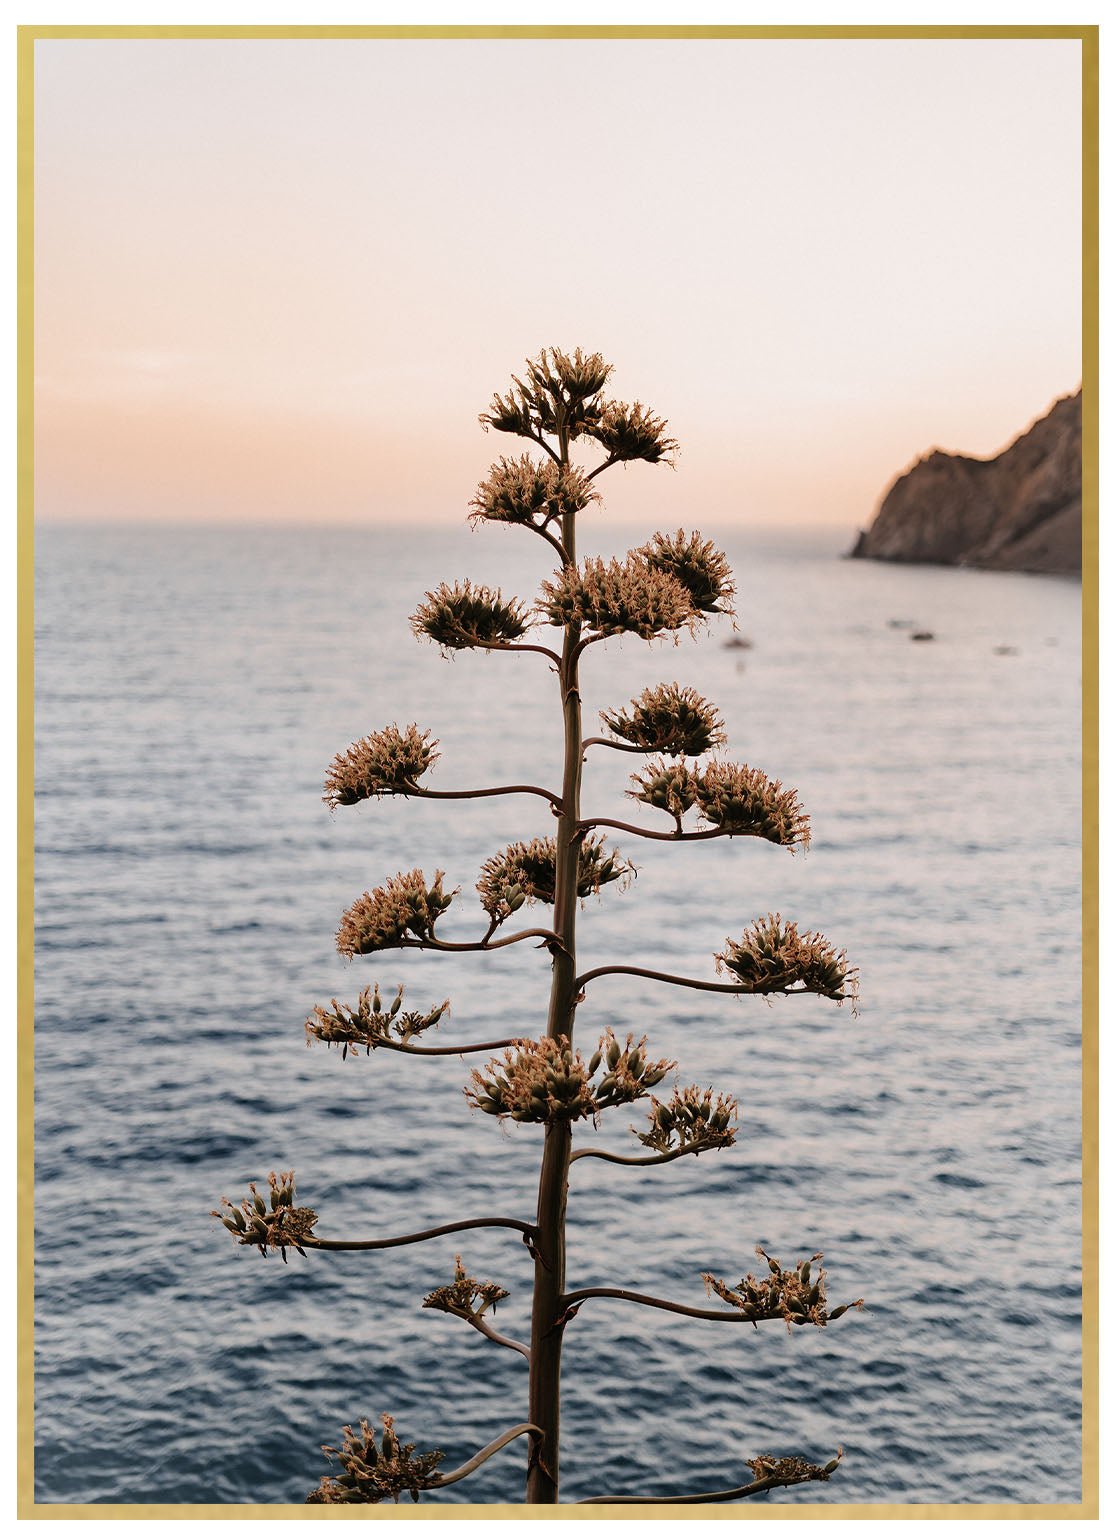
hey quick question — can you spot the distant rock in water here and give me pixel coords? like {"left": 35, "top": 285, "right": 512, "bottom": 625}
{"left": 849, "top": 391, "right": 1081, "bottom": 574}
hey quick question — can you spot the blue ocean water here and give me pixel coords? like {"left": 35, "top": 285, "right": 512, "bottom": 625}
{"left": 33, "top": 520, "right": 1081, "bottom": 1507}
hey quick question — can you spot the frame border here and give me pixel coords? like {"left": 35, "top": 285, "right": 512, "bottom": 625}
{"left": 16, "top": 21, "right": 1099, "bottom": 1521}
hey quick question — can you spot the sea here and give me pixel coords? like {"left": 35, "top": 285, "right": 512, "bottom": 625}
{"left": 33, "top": 519, "right": 1082, "bottom": 1507}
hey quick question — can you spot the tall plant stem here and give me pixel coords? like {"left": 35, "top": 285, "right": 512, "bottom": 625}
{"left": 526, "top": 425, "right": 582, "bottom": 1504}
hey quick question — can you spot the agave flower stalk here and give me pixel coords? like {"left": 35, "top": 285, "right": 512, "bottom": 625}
{"left": 213, "top": 348, "right": 862, "bottom": 1506}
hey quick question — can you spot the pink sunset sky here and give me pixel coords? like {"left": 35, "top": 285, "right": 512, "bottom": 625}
{"left": 33, "top": 35, "right": 1083, "bottom": 531}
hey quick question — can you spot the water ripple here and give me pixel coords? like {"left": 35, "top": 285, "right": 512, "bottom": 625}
{"left": 33, "top": 524, "right": 1082, "bottom": 1506}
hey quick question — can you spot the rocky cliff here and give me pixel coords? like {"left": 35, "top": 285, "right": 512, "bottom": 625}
{"left": 849, "top": 391, "right": 1081, "bottom": 574}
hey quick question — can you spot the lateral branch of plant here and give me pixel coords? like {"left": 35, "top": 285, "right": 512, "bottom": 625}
{"left": 213, "top": 348, "right": 862, "bottom": 1506}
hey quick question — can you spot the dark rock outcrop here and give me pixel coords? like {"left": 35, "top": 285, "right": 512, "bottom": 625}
{"left": 849, "top": 391, "right": 1081, "bottom": 574}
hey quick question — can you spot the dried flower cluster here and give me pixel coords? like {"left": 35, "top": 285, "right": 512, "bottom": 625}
{"left": 628, "top": 758, "right": 702, "bottom": 823}
{"left": 466, "top": 1031, "right": 674, "bottom": 1124}
{"left": 480, "top": 386, "right": 548, "bottom": 441}
{"left": 588, "top": 400, "right": 679, "bottom": 465}
{"left": 526, "top": 345, "right": 614, "bottom": 406}
{"left": 306, "top": 984, "right": 449, "bottom": 1058}
{"left": 538, "top": 554, "right": 697, "bottom": 639}
{"left": 716, "top": 913, "right": 856, "bottom": 1004}
{"left": 411, "top": 580, "right": 530, "bottom": 650}
{"left": 212, "top": 1171, "right": 317, "bottom": 1261}
{"left": 324, "top": 724, "right": 439, "bottom": 808}
{"left": 639, "top": 529, "right": 736, "bottom": 615}
{"left": 636, "top": 1085, "right": 738, "bottom": 1155}
{"left": 693, "top": 762, "right": 810, "bottom": 846}
{"left": 336, "top": 869, "right": 457, "bottom": 957}
{"left": 600, "top": 682, "right": 726, "bottom": 756}
{"left": 480, "top": 347, "right": 613, "bottom": 443}
{"left": 703, "top": 1247, "right": 864, "bottom": 1331}
{"left": 470, "top": 455, "right": 596, "bottom": 527}
{"left": 747, "top": 1450, "right": 843, "bottom": 1485}
{"left": 307, "top": 1415, "right": 445, "bottom": 1505}
{"left": 478, "top": 350, "right": 679, "bottom": 467}
{"left": 476, "top": 833, "right": 631, "bottom": 922}
{"left": 422, "top": 1255, "right": 509, "bottom": 1319}
{"left": 625, "top": 759, "right": 809, "bottom": 847}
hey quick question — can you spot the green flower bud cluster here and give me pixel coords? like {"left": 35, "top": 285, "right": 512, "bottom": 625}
{"left": 470, "top": 455, "right": 596, "bottom": 527}
{"left": 747, "top": 1450, "right": 843, "bottom": 1485}
{"left": 323, "top": 724, "right": 439, "bottom": 808}
{"left": 636, "top": 1084, "right": 738, "bottom": 1155}
{"left": 703, "top": 1247, "right": 864, "bottom": 1331}
{"left": 476, "top": 833, "right": 631, "bottom": 921}
{"left": 305, "top": 984, "right": 449, "bottom": 1059}
{"left": 212, "top": 1170, "right": 318, "bottom": 1262}
{"left": 538, "top": 554, "right": 698, "bottom": 640}
{"left": 421, "top": 1254, "right": 509, "bottom": 1319}
{"left": 465, "top": 1031, "right": 675, "bottom": 1125}
{"left": 715, "top": 913, "right": 856, "bottom": 1004}
{"left": 638, "top": 529, "right": 736, "bottom": 615}
{"left": 600, "top": 681, "right": 726, "bottom": 756}
{"left": 336, "top": 870, "right": 457, "bottom": 957}
{"left": 411, "top": 580, "right": 530, "bottom": 650}
{"left": 307, "top": 1414, "right": 445, "bottom": 1505}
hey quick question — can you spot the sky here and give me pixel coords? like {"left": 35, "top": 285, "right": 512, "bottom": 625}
{"left": 33, "top": 35, "right": 1083, "bottom": 531}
